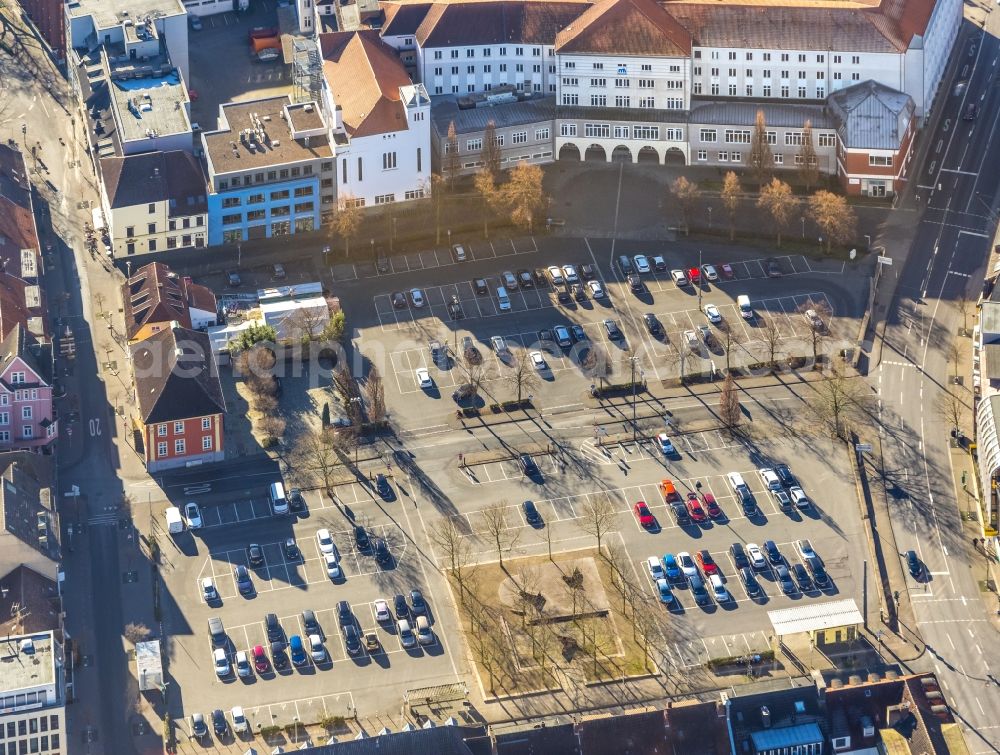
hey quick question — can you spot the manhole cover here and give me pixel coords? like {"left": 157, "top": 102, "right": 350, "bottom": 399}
{"left": 123, "top": 570, "right": 138, "bottom": 583}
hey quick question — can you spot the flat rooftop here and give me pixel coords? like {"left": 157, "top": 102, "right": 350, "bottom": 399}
{"left": 110, "top": 69, "right": 191, "bottom": 144}
{"left": 0, "top": 633, "right": 57, "bottom": 693}
{"left": 204, "top": 96, "right": 333, "bottom": 176}
{"left": 67, "top": 0, "right": 186, "bottom": 27}
{"left": 432, "top": 95, "right": 556, "bottom": 135}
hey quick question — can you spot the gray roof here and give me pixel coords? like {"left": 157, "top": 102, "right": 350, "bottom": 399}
{"left": 983, "top": 343, "right": 1000, "bottom": 383}
{"left": 982, "top": 300, "right": 1000, "bottom": 338}
{"left": 558, "top": 104, "right": 687, "bottom": 124}
{"left": 294, "top": 725, "right": 486, "bottom": 754}
{"left": 827, "top": 80, "right": 914, "bottom": 150}
{"left": 432, "top": 95, "right": 556, "bottom": 136}
{"left": 689, "top": 99, "right": 834, "bottom": 130}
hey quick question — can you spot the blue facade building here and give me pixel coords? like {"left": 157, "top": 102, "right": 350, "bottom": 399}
{"left": 202, "top": 95, "right": 335, "bottom": 246}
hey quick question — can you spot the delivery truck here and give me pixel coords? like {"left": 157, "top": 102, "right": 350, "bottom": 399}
{"left": 165, "top": 506, "right": 184, "bottom": 534}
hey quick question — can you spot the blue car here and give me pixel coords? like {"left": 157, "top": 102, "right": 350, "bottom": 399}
{"left": 288, "top": 635, "right": 307, "bottom": 666}
{"left": 656, "top": 578, "right": 675, "bottom": 605}
{"left": 662, "top": 553, "right": 682, "bottom": 582}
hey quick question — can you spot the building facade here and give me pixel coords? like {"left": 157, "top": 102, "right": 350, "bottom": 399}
{"left": 0, "top": 632, "right": 66, "bottom": 755}
{"left": 0, "top": 327, "right": 56, "bottom": 453}
{"left": 130, "top": 325, "right": 225, "bottom": 472}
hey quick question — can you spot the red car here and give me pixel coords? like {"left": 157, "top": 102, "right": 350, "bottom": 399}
{"left": 701, "top": 491, "right": 722, "bottom": 519}
{"left": 252, "top": 644, "right": 269, "bottom": 673}
{"left": 720, "top": 263, "right": 735, "bottom": 280}
{"left": 685, "top": 492, "right": 707, "bottom": 522}
{"left": 634, "top": 501, "right": 655, "bottom": 528}
{"left": 695, "top": 549, "right": 719, "bottom": 576}
{"left": 688, "top": 267, "right": 701, "bottom": 284}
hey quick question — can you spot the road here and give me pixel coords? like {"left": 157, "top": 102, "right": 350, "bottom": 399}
{"left": 874, "top": 15, "right": 1000, "bottom": 753}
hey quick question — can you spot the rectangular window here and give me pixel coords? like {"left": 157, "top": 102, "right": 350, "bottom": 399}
{"left": 785, "top": 131, "right": 804, "bottom": 146}
{"left": 404, "top": 189, "right": 425, "bottom": 200}
{"left": 201, "top": 417, "right": 211, "bottom": 430}
{"left": 780, "top": 86, "right": 789, "bottom": 97}
{"left": 665, "top": 127, "right": 682, "bottom": 140}
{"left": 467, "top": 65, "right": 474, "bottom": 74}
{"left": 614, "top": 95, "right": 630, "bottom": 107}
{"left": 21, "top": 406, "right": 31, "bottom": 420}
{"left": 535, "top": 127, "right": 550, "bottom": 140}
{"left": 590, "top": 78, "right": 606, "bottom": 87}
{"left": 765, "top": 131, "right": 776, "bottom": 145}
{"left": 0, "top": 414, "right": 9, "bottom": 425}
{"left": 271, "top": 189, "right": 290, "bottom": 200}
{"left": 590, "top": 94, "right": 607, "bottom": 107}
{"left": 869, "top": 155, "right": 893, "bottom": 166}
{"left": 175, "top": 439, "right": 185, "bottom": 454}
{"left": 728, "top": 84, "right": 737, "bottom": 96}
{"left": 148, "top": 203, "right": 155, "bottom": 214}
{"left": 512, "top": 131, "right": 527, "bottom": 144}
{"left": 640, "top": 97, "right": 656, "bottom": 108}
{"left": 638, "top": 79, "right": 654, "bottom": 88}
{"left": 561, "top": 93, "right": 579, "bottom": 106}
{"left": 614, "top": 125, "right": 630, "bottom": 139}
{"left": 614, "top": 78, "right": 630, "bottom": 88}
{"left": 434, "top": 50, "right": 442, "bottom": 59}
{"left": 819, "top": 133, "right": 836, "bottom": 147}
{"left": 157, "top": 441, "right": 167, "bottom": 457}
{"left": 852, "top": 55, "right": 860, "bottom": 65}
{"left": 493, "top": 134, "right": 504, "bottom": 147}
{"left": 374, "top": 193, "right": 396, "bottom": 205}
{"left": 174, "top": 421, "right": 184, "bottom": 434}
{"left": 560, "top": 123, "right": 577, "bottom": 137}
{"left": 773, "top": 154, "right": 784, "bottom": 165}
{"left": 634, "top": 125, "right": 658, "bottom": 139}
{"left": 147, "top": 239, "right": 156, "bottom": 252}
{"left": 382, "top": 152, "right": 397, "bottom": 170}
{"left": 584, "top": 123, "right": 610, "bottom": 138}
{"left": 798, "top": 86, "right": 807, "bottom": 98}
{"left": 202, "top": 436, "right": 213, "bottom": 451}
{"left": 700, "top": 129, "right": 717, "bottom": 143}
{"left": 22, "top": 425, "right": 31, "bottom": 439}
{"left": 467, "top": 138, "right": 483, "bottom": 151}
{"left": 697, "top": 150, "right": 707, "bottom": 161}
{"left": 725, "top": 130, "right": 751, "bottom": 144}
{"left": 762, "top": 85, "right": 771, "bottom": 97}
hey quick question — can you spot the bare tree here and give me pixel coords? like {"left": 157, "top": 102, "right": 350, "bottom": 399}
{"left": 474, "top": 169, "right": 497, "bottom": 239}
{"left": 604, "top": 542, "right": 638, "bottom": 616}
{"left": 444, "top": 121, "right": 460, "bottom": 187}
{"left": 934, "top": 385, "right": 970, "bottom": 435}
{"left": 720, "top": 170, "right": 742, "bottom": 241}
{"left": 364, "top": 366, "right": 386, "bottom": 423}
{"left": 579, "top": 494, "right": 617, "bottom": 554}
{"left": 757, "top": 178, "right": 796, "bottom": 247}
{"left": 759, "top": 316, "right": 783, "bottom": 369}
{"left": 719, "top": 373, "right": 741, "bottom": 429}
{"left": 746, "top": 110, "right": 773, "bottom": 189}
{"left": 457, "top": 358, "right": 493, "bottom": 403}
{"left": 481, "top": 500, "right": 520, "bottom": 568}
{"left": 799, "top": 299, "right": 832, "bottom": 366}
{"left": 809, "top": 190, "right": 857, "bottom": 253}
{"left": 956, "top": 295, "right": 971, "bottom": 336}
{"left": 581, "top": 345, "right": 612, "bottom": 386}
{"left": 797, "top": 120, "right": 820, "bottom": 191}
{"left": 334, "top": 194, "right": 362, "bottom": 258}
{"left": 630, "top": 598, "right": 660, "bottom": 672}
{"left": 332, "top": 366, "right": 362, "bottom": 420}
{"left": 481, "top": 121, "right": 502, "bottom": 178}
{"left": 291, "top": 428, "right": 342, "bottom": 496}
{"left": 498, "top": 161, "right": 548, "bottom": 233}
{"left": 466, "top": 601, "right": 507, "bottom": 693}
{"left": 946, "top": 341, "right": 965, "bottom": 381}
{"left": 670, "top": 176, "right": 700, "bottom": 236}
{"left": 123, "top": 622, "right": 151, "bottom": 645}
{"left": 718, "top": 321, "right": 745, "bottom": 372}
{"left": 806, "top": 365, "right": 876, "bottom": 439}
{"left": 430, "top": 518, "right": 474, "bottom": 603}
{"left": 504, "top": 350, "right": 541, "bottom": 403}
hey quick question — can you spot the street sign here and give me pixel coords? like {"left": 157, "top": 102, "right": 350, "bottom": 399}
{"left": 877, "top": 256, "right": 893, "bottom": 266}
{"left": 855, "top": 443, "right": 873, "bottom": 452}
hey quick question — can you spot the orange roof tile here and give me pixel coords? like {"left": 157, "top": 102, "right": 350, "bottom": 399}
{"left": 557, "top": 0, "right": 690, "bottom": 55}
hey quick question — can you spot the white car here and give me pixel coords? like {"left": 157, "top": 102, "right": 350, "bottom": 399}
{"left": 656, "top": 432, "right": 675, "bottom": 455}
{"left": 795, "top": 539, "right": 818, "bottom": 561}
{"left": 415, "top": 367, "right": 433, "bottom": 388}
{"left": 316, "top": 528, "right": 334, "bottom": 554}
{"left": 562, "top": 264, "right": 579, "bottom": 283}
{"left": 409, "top": 288, "right": 425, "bottom": 308}
{"left": 235, "top": 650, "right": 252, "bottom": 677}
{"left": 184, "top": 501, "right": 202, "bottom": 529}
{"left": 547, "top": 265, "right": 564, "bottom": 285}
{"left": 789, "top": 486, "right": 812, "bottom": 509}
{"left": 671, "top": 269, "right": 689, "bottom": 286}
{"left": 805, "top": 309, "right": 824, "bottom": 330}
{"left": 684, "top": 330, "right": 699, "bottom": 351}
{"left": 677, "top": 551, "right": 698, "bottom": 578}
{"left": 633, "top": 254, "right": 651, "bottom": 274}
{"left": 758, "top": 468, "right": 782, "bottom": 492}
{"left": 746, "top": 543, "right": 767, "bottom": 570}
{"left": 587, "top": 280, "right": 605, "bottom": 298}
{"left": 309, "top": 634, "right": 327, "bottom": 662}
{"left": 646, "top": 556, "right": 665, "bottom": 581}
{"left": 201, "top": 578, "right": 217, "bottom": 603}
{"left": 703, "top": 303, "right": 722, "bottom": 323}
{"left": 491, "top": 335, "right": 507, "bottom": 354}
{"left": 702, "top": 264, "right": 719, "bottom": 281}
{"left": 213, "top": 648, "right": 231, "bottom": 677}
{"left": 324, "top": 552, "right": 342, "bottom": 579}
{"left": 374, "top": 599, "right": 392, "bottom": 623}
{"left": 232, "top": 707, "right": 249, "bottom": 734}
{"left": 530, "top": 351, "right": 547, "bottom": 370}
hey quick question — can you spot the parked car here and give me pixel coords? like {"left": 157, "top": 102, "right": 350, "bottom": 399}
{"left": 581, "top": 263, "right": 596, "bottom": 280}
{"left": 235, "top": 650, "right": 252, "bottom": 678}
{"left": 398, "top": 619, "right": 417, "bottom": 648}
{"left": 343, "top": 625, "right": 362, "bottom": 655}
{"left": 547, "top": 265, "right": 564, "bottom": 285}
{"left": 758, "top": 468, "right": 782, "bottom": 492}
{"left": 409, "top": 288, "right": 426, "bottom": 307}
{"left": 213, "top": 648, "right": 231, "bottom": 677}
{"left": 644, "top": 313, "right": 663, "bottom": 335}
{"left": 603, "top": 319, "right": 623, "bottom": 340}
{"left": 656, "top": 432, "right": 675, "bottom": 455}
{"left": 246, "top": 543, "right": 264, "bottom": 567}
{"left": 689, "top": 574, "right": 711, "bottom": 605}
{"left": 265, "top": 613, "right": 283, "bottom": 642}
{"left": 662, "top": 553, "right": 682, "bottom": 581}
{"left": 554, "top": 325, "right": 572, "bottom": 347}
{"left": 324, "top": 552, "right": 342, "bottom": 579}
{"left": 763, "top": 540, "right": 783, "bottom": 565}
{"left": 309, "top": 634, "right": 327, "bottom": 662}
{"left": 375, "top": 473, "right": 393, "bottom": 500}
{"left": 709, "top": 574, "right": 729, "bottom": 603}
{"left": 202, "top": 578, "right": 218, "bottom": 603}
{"left": 562, "top": 264, "right": 579, "bottom": 283}
{"left": 656, "top": 578, "right": 675, "bottom": 604}
{"left": 774, "top": 463, "right": 796, "bottom": 486}
{"left": 701, "top": 492, "right": 722, "bottom": 518}
{"left": 570, "top": 324, "right": 587, "bottom": 342}
{"left": 746, "top": 543, "right": 767, "bottom": 570}
{"left": 806, "top": 556, "right": 831, "bottom": 588}
{"left": 302, "top": 609, "right": 322, "bottom": 637}
{"left": 212, "top": 709, "right": 227, "bottom": 737}
{"left": 730, "top": 543, "right": 750, "bottom": 570}
{"left": 646, "top": 556, "right": 665, "bottom": 581}
{"left": 316, "top": 528, "right": 334, "bottom": 554}
{"left": 677, "top": 552, "right": 697, "bottom": 579}
{"left": 704, "top": 303, "right": 722, "bottom": 323}
{"left": 416, "top": 368, "right": 433, "bottom": 388}
{"left": 686, "top": 493, "right": 707, "bottom": 522}
{"left": 766, "top": 258, "right": 783, "bottom": 277}
{"left": 906, "top": 550, "right": 923, "bottom": 578}
{"left": 393, "top": 593, "right": 410, "bottom": 619}
{"left": 252, "top": 644, "right": 269, "bottom": 673}
{"left": 633, "top": 254, "right": 651, "bottom": 273}
{"left": 652, "top": 255, "right": 667, "bottom": 272}
{"left": 289, "top": 635, "right": 307, "bottom": 666}
{"left": 234, "top": 565, "right": 253, "bottom": 596}
{"left": 523, "top": 500, "right": 543, "bottom": 526}
{"left": 702, "top": 264, "right": 719, "bottom": 281}
{"left": 634, "top": 501, "right": 655, "bottom": 528}
{"left": 517, "top": 269, "right": 534, "bottom": 288}
{"left": 416, "top": 615, "right": 435, "bottom": 645}
{"left": 473, "top": 278, "right": 489, "bottom": 295}
{"left": 671, "top": 269, "right": 688, "bottom": 286}
{"left": 588, "top": 280, "right": 605, "bottom": 298}
{"left": 695, "top": 549, "right": 719, "bottom": 576}
{"left": 530, "top": 351, "right": 547, "bottom": 370}
{"left": 184, "top": 501, "right": 202, "bottom": 529}
{"left": 190, "top": 713, "right": 208, "bottom": 740}
{"left": 740, "top": 567, "right": 762, "bottom": 597}
{"left": 792, "top": 563, "right": 812, "bottom": 591}
{"left": 789, "top": 486, "right": 812, "bottom": 509}
{"left": 354, "top": 525, "right": 371, "bottom": 551}
{"left": 270, "top": 642, "right": 289, "bottom": 670}
{"left": 720, "top": 264, "right": 735, "bottom": 279}
{"left": 775, "top": 564, "right": 795, "bottom": 593}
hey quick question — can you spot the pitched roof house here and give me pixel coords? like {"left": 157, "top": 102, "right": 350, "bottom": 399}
{"left": 123, "top": 262, "right": 217, "bottom": 343}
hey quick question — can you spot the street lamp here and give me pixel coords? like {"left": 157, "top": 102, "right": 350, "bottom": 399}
{"left": 875, "top": 629, "right": 883, "bottom": 661}
{"left": 864, "top": 234, "right": 871, "bottom": 251}
{"left": 630, "top": 357, "right": 641, "bottom": 443}
{"left": 237, "top": 243, "right": 242, "bottom": 267}
{"left": 800, "top": 216, "right": 806, "bottom": 239}
{"left": 707, "top": 206, "right": 713, "bottom": 231}
{"left": 697, "top": 249, "right": 703, "bottom": 309}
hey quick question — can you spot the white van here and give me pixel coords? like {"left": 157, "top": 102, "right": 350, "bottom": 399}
{"left": 709, "top": 574, "right": 729, "bottom": 602}
{"left": 496, "top": 286, "right": 511, "bottom": 312}
{"left": 165, "top": 506, "right": 184, "bottom": 534}
{"left": 270, "top": 482, "right": 288, "bottom": 514}
{"left": 738, "top": 294, "right": 753, "bottom": 320}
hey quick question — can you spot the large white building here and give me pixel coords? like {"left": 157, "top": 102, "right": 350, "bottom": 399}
{"left": 0, "top": 632, "right": 66, "bottom": 755}
{"left": 319, "top": 30, "right": 431, "bottom": 209}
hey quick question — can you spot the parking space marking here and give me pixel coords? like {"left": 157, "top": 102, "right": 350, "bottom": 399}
{"left": 463, "top": 455, "right": 560, "bottom": 485}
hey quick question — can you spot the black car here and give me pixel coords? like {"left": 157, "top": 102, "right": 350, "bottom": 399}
{"left": 265, "top": 613, "right": 283, "bottom": 642}
{"left": 763, "top": 540, "right": 783, "bottom": 565}
{"left": 570, "top": 324, "right": 587, "bottom": 342}
{"left": 643, "top": 313, "right": 663, "bottom": 335}
{"left": 228, "top": 272, "right": 242, "bottom": 287}
{"left": 302, "top": 609, "right": 321, "bottom": 637}
{"left": 354, "top": 525, "right": 371, "bottom": 551}
{"left": 283, "top": 538, "right": 300, "bottom": 561}
{"left": 557, "top": 285, "right": 571, "bottom": 303}
{"left": 792, "top": 563, "right": 812, "bottom": 590}
{"left": 212, "top": 709, "right": 228, "bottom": 738}
{"left": 740, "top": 567, "right": 762, "bottom": 598}
{"left": 730, "top": 543, "right": 750, "bottom": 570}
{"left": 580, "top": 263, "right": 595, "bottom": 280}
{"left": 776, "top": 564, "right": 795, "bottom": 593}
{"left": 247, "top": 543, "right": 264, "bottom": 567}
{"left": 336, "top": 600, "right": 353, "bottom": 628}
{"left": 774, "top": 463, "right": 795, "bottom": 487}
{"left": 517, "top": 269, "right": 534, "bottom": 288}
{"left": 270, "top": 642, "right": 289, "bottom": 670}
{"left": 906, "top": 550, "right": 923, "bottom": 578}
{"left": 473, "top": 278, "right": 489, "bottom": 295}
{"left": 391, "top": 291, "right": 407, "bottom": 309}
{"left": 410, "top": 588, "right": 428, "bottom": 616}
{"left": 538, "top": 328, "right": 555, "bottom": 344}
{"left": 520, "top": 454, "right": 539, "bottom": 476}
{"left": 288, "top": 488, "right": 305, "bottom": 511}
{"left": 393, "top": 593, "right": 409, "bottom": 619}
{"left": 572, "top": 283, "right": 586, "bottom": 301}
{"left": 737, "top": 486, "right": 757, "bottom": 516}
{"left": 523, "top": 500, "right": 542, "bottom": 526}
{"left": 374, "top": 538, "right": 392, "bottom": 566}
{"left": 603, "top": 319, "right": 623, "bottom": 340}
{"left": 375, "top": 474, "right": 393, "bottom": 500}
{"left": 766, "top": 258, "right": 783, "bottom": 277}
{"left": 671, "top": 501, "right": 690, "bottom": 526}
{"left": 628, "top": 273, "right": 643, "bottom": 292}
{"left": 617, "top": 255, "right": 634, "bottom": 276}
{"left": 533, "top": 268, "right": 549, "bottom": 287}
{"left": 344, "top": 625, "right": 362, "bottom": 655}
{"left": 807, "top": 557, "right": 831, "bottom": 588}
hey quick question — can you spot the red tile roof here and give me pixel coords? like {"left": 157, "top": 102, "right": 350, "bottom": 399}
{"left": 415, "top": 0, "right": 590, "bottom": 46}
{"left": 557, "top": 0, "right": 691, "bottom": 55}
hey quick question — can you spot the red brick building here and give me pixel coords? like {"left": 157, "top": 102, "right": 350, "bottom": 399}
{"left": 17, "top": 0, "right": 66, "bottom": 63}
{"left": 130, "top": 325, "right": 225, "bottom": 473}
{"left": 828, "top": 80, "right": 916, "bottom": 198}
